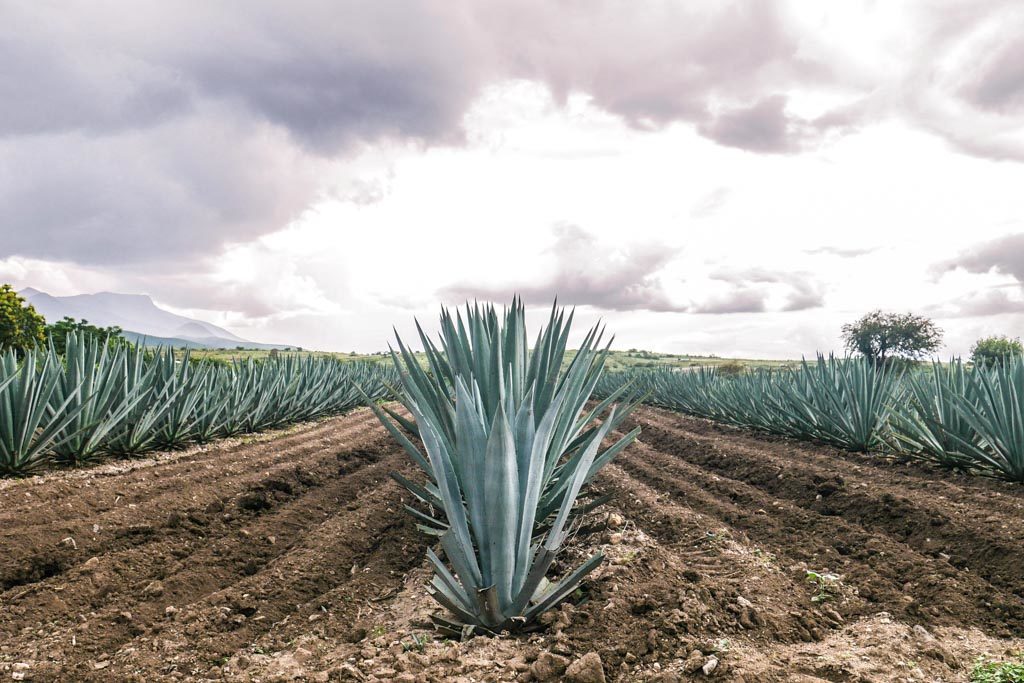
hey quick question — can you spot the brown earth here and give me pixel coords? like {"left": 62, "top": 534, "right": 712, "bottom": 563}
{"left": 1, "top": 406, "right": 1023, "bottom": 682}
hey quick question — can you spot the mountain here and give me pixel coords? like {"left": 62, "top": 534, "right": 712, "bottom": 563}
{"left": 20, "top": 288, "right": 293, "bottom": 350}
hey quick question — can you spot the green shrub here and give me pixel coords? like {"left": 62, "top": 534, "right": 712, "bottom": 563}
{"left": 971, "top": 336, "right": 1023, "bottom": 369}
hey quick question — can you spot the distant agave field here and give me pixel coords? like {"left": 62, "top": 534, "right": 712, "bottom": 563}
{"left": 597, "top": 355, "right": 1024, "bottom": 483}
{"left": 0, "top": 334, "right": 396, "bottom": 476}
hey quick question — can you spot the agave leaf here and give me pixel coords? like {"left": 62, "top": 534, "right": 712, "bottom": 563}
{"left": 373, "top": 299, "right": 638, "bottom": 631}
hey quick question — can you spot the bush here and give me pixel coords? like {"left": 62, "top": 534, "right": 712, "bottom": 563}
{"left": 0, "top": 285, "right": 45, "bottom": 353}
{"left": 716, "top": 360, "right": 745, "bottom": 376}
{"left": 971, "top": 336, "right": 1023, "bottom": 368}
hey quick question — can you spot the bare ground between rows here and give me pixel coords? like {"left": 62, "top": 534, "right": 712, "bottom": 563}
{"left": 2, "top": 409, "right": 1023, "bottom": 682}
{"left": 0, "top": 409, "right": 429, "bottom": 681}
{"left": 215, "top": 458, "right": 1024, "bottom": 683}
{"left": 0, "top": 410, "right": 381, "bottom": 590}
{"left": 631, "top": 407, "right": 1024, "bottom": 602}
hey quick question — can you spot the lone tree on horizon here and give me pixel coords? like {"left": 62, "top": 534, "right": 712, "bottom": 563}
{"left": 841, "top": 310, "right": 942, "bottom": 366}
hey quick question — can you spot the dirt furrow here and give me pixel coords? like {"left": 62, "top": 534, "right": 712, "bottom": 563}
{"left": 0, "top": 410, "right": 381, "bottom": 589}
{"left": 638, "top": 409, "right": 1024, "bottom": 597}
{"left": 617, "top": 437, "right": 1024, "bottom": 636}
{"left": 88, "top": 467, "right": 425, "bottom": 681}
{"left": 634, "top": 407, "right": 1024, "bottom": 515}
{"left": 3, "top": 408, "right": 1024, "bottom": 682}
{"left": 0, "top": 430, "right": 396, "bottom": 643}
{"left": 596, "top": 463, "right": 844, "bottom": 645}
{"left": 0, "top": 410, "right": 378, "bottom": 522}
{"left": 0, "top": 411, "right": 426, "bottom": 681}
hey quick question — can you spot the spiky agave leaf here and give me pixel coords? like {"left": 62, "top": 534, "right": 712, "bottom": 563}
{"left": 0, "top": 349, "right": 86, "bottom": 475}
{"left": 49, "top": 333, "right": 147, "bottom": 466}
{"left": 776, "top": 355, "right": 902, "bottom": 452}
{"left": 597, "top": 355, "right": 1024, "bottom": 483}
{"left": 374, "top": 298, "right": 639, "bottom": 633}
{"left": 189, "top": 365, "right": 232, "bottom": 443}
{"left": 0, "top": 339, "right": 396, "bottom": 476}
{"left": 890, "top": 360, "right": 979, "bottom": 470}
{"left": 945, "top": 358, "right": 1024, "bottom": 481}
{"left": 104, "top": 346, "right": 181, "bottom": 456}
{"left": 600, "top": 357, "right": 899, "bottom": 453}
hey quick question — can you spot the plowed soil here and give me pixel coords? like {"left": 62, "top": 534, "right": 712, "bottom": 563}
{"left": 2, "top": 406, "right": 1023, "bottom": 682}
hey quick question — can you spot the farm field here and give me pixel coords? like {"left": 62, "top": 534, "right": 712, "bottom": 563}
{"left": 2, "top": 406, "right": 1022, "bottom": 682}
{"left": 7, "top": 3, "right": 1024, "bottom": 682}
{"left": 183, "top": 348, "right": 799, "bottom": 374}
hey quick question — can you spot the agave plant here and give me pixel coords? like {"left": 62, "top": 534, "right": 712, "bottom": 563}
{"left": 0, "top": 338, "right": 396, "bottom": 477}
{"left": 891, "top": 360, "right": 979, "bottom": 469}
{"left": 773, "top": 356, "right": 902, "bottom": 452}
{"left": 944, "top": 358, "right": 1024, "bottom": 481}
{"left": 369, "top": 300, "right": 639, "bottom": 635}
{"left": 49, "top": 333, "right": 148, "bottom": 466}
{"left": 104, "top": 346, "right": 180, "bottom": 456}
{"left": 189, "top": 365, "right": 232, "bottom": 442}
{"left": 152, "top": 351, "right": 205, "bottom": 449}
{"left": 0, "top": 349, "right": 85, "bottom": 475}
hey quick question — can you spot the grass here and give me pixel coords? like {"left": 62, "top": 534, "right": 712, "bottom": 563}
{"left": 971, "top": 656, "right": 1024, "bottom": 683}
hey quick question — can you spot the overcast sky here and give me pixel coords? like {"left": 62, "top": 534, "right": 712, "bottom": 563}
{"left": 2, "top": 1, "right": 1023, "bottom": 357}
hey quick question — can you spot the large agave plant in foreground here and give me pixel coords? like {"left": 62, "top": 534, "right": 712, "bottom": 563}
{"left": 370, "top": 300, "right": 640, "bottom": 635}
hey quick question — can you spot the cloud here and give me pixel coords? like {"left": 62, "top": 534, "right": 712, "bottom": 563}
{"left": 698, "top": 95, "right": 808, "bottom": 154}
{"left": 708, "top": 267, "right": 825, "bottom": 312}
{"left": 0, "top": 0, "right": 861, "bottom": 274}
{"left": 691, "top": 289, "right": 767, "bottom": 314}
{"left": 0, "top": 110, "right": 325, "bottom": 265}
{"left": 938, "top": 233, "right": 1024, "bottom": 282}
{"left": 487, "top": 1, "right": 822, "bottom": 146}
{"left": 931, "top": 288, "right": 1024, "bottom": 318}
{"left": 441, "top": 252, "right": 826, "bottom": 317}
{"left": 932, "top": 235, "right": 1024, "bottom": 317}
{"left": 958, "top": 25, "right": 1024, "bottom": 116}
{"left": 0, "top": 2, "right": 488, "bottom": 267}
{"left": 690, "top": 187, "right": 732, "bottom": 219}
{"left": 894, "top": 1, "right": 1024, "bottom": 161}
{"left": 3, "top": 0, "right": 1023, "bottom": 281}
{"left": 805, "top": 246, "right": 878, "bottom": 258}
{"left": 439, "top": 224, "right": 686, "bottom": 312}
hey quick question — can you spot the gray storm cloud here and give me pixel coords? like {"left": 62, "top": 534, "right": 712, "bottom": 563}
{"left": 959, "top": 28, "right": 1024, "bottom": 115}
{"left": 938, "top": 289, "right": 1024, "bottom": 318}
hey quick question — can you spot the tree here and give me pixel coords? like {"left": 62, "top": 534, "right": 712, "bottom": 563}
{"left": 0, "top": 284, "right": 46, "bottom": 352}
{"left": 970, "top": 335, "right": 1023, "bottom": 368}
{"left": 841, "top": 310, "right": 942, "bottom": 366}
{"left": 45, "top": 316, "right": 127, "bottom": 355}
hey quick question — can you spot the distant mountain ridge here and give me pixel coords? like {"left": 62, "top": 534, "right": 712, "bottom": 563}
{"left": 20, "top": 288, "right": 292, "bottom": 350}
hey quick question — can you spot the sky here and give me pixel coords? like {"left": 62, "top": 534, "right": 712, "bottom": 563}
{"left": 1, "top": 0, "right": 1023, "bottom": 358}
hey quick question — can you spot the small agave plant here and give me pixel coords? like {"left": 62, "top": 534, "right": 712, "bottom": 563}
{"left": 368, "top": 298, "right": 640, "bottom": 636}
